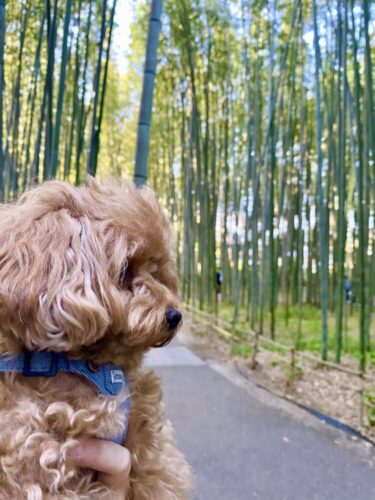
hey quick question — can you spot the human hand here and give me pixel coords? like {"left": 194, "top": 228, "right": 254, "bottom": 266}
{"left": 68, "top": 439, "right": 131, "bottom": 499}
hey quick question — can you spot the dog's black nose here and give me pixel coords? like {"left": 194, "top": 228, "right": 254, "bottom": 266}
{"left": 166, "top": 308, "right": 182, "bottom": 330}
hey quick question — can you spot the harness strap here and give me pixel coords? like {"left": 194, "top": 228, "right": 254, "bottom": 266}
{"left": 0, "top": 350, "right": 131, "bottom": 444}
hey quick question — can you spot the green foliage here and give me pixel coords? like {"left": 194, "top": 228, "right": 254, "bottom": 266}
{"left": 364, "top": 389, "right": 375, "bottom": 428}
{"left": 231, "top": 343, "right": 252, "bottom": 358}
{"left": 195, "top": 329, "right": 207, "bottom": 338}
{"left": 217, "top": 302, "right": 374, "bottom": 361}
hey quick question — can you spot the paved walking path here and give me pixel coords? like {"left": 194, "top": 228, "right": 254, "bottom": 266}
{"left": 145, "top": 340, "right": 375, "bottom": 500}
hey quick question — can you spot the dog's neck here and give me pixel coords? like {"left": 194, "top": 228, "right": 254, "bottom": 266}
{"left": 0, "top": 335, "right": 146, "bottom": 373}
{"left": 80, "top": 337, "right": 147, "bottom": 372}
{"left": 0, "top": 334, "right": 22, "bottom": 355}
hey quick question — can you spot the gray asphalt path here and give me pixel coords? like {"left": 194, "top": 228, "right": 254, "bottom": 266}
{"left": 145, "top": 343, "right": 375, "bottom": 500}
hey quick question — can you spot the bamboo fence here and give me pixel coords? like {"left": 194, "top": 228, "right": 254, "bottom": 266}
{"left": 184, "top": 303, "right": 375, "bottom": 433}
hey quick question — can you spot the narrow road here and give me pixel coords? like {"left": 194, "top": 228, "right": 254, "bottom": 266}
{"left": 145, "top": 340, "right": 375, "bottom": 500}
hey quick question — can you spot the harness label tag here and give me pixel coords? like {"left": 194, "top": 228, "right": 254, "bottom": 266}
{"left": 110, "top": 369, "right": 124, "bottom": 384}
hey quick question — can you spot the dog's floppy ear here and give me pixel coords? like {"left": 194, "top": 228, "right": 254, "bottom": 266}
{"left": 0, "top": 182, "right": 111, "bottom": 351}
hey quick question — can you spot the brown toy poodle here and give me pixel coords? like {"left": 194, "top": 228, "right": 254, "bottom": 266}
{"left": 0, "top": 179, "right": 193, "bottom": 498}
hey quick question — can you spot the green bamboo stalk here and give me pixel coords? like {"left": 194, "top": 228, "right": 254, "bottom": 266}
{"left": 202, "top": 26, "right": 212, "bottom": 310}
{"left": 296, "top": 75, "right": 306, "bottom": 348}
{"left": 180, "top": 85, "right": 190, "bottom": 298}
{"left": 362, "top": 0, "right": 375, "bottom": 346}
{"left": 237, "top": 0, "right": 253, "bottom": 318}
{"left": 313, "top": 0, "right": 329, "bottom": 361}
{"left": 20, "top": 11, "right": 46, "bottom": 190}
{"left": 43, "top": 0, "right": 59, "bottom": 180}
{"left": 75, "top": 0, "right": 93, "bottom": 185}
{"left": 221, "top": 87, "right": 230, "bottom": 303}
{"left": 250, "top": 47, "right": 262, "bottom": 329}
{"left": 134, "top": 0, "right": 164, "bottom": 186}
{"left": 0, "top": 0, "right": 5, "bottom": 199}
{"left": 63, "top": 0, "right": 83, "bottom": 181}
{"left": 350, "top": 0, "right": 368, "bottom": 371}
{"left": 87, "top": 0, "right": 108, "bottom": 177}
{"left": 51, "top": 0, "right": 73, "bottom": 179}
{"left": 89, "top": 0, "right": 117, "bottom": 177}
{"left": 4, "top": 5, "right": 30, "bottom": 199}
{"left": 334, "top": 0, "right": 348, "bottom": 363}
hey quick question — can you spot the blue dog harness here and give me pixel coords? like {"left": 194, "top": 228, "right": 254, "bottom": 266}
{"left": 0, "top": 350, "right": 131, "bottom": 444}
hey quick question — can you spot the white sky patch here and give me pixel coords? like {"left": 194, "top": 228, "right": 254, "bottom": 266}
{"left": 112, "top": 0, "right": 134, "bottom": 73}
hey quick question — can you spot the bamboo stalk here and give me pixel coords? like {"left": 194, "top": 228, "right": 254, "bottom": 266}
{"left": 134, "top": 0, "right": 164, "bottom": 186}
{"left": 90, "top": 0, "right": 118, "bottom": 177}
{"left": 0, "top": 0, "right": 5, "bottom": 198}
{"left": 87, "top": 0, "right": 108, "bottom": 177}
{"left": 51, "top": 0, "right": 73, "bottom": 179}
{"left": 75, "top": 0, "right": 93, "bottom": 185}
{"left": 313, "top": 0, "right": 329, "bottom": 361}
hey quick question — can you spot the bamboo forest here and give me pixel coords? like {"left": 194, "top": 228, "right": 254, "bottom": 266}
{"left": 1, "top": 0, "right": 374, "bottom": 373}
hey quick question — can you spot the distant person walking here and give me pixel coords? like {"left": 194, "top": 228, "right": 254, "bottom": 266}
{"left": 216, "top": 270, "right": 223, "bottom": 304}
{"left": 344, "top": 276, "right": 352, "bottom": 304}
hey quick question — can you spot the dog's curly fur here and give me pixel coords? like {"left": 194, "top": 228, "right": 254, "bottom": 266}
{"left": 0, "top": 179, "right": 193, "bottom": 499}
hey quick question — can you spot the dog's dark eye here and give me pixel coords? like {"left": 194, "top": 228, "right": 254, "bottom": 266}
{"left": 119, "top": 264, "right": 132, "bottom": 287}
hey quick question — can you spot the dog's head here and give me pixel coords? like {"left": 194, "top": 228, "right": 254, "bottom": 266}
{"left": 0, "top": 180, "right": 181, "bottom": 353}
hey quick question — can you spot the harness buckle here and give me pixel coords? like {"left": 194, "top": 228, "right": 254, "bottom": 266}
{"left": 23, "top": 350, "right": 58, "bottom": 377}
